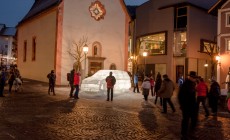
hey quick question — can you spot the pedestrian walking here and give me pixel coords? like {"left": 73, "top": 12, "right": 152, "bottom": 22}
{"left": 8, "top": 70, "right": 15, "bottom": 93}
{"left": 150, "top": 75, "right": 155, "bottom": 96}
{"left": 227, "top": 91, "right": 230, "bottom": 113}
{"left": 133, "top": 73, "right": 140, "bottom": 93}
{"left": 157, "top": 74, "right": 176, "bottom": 113}
{"left": 68, "top": 69, "right": 75, "bottom": 98}
{"left": 73, "top": 71, "right": 81, "bottom": 99}
{"left": 208, "top": 79, "right": 221, "bottom": 116}
{"left": 47, "top": 70, "right": 56, "bottom": 95}
{"left": 178, "top": 74, "right": 184, "bottom": 88}
{"left": 154, "top": 72, "right": 162, "bottom": 105}
{"left": 106, "top": 72, "right": 116, "bottom": 101}
{"left": 0, "top": 67, "right": 6, "bottom": 97}
{"left": 196, "top": 77, "right": 209, "bottom": 117}
{"left": 178, "top": 71, "right": 198, "bottom": 140}
{"left": 141, "top": 76, "right": 151, "bottom": 101}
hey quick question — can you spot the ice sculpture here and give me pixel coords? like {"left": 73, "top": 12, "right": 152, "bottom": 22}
{"left": 81, "top": 70, "right": 131, "bottom": 93}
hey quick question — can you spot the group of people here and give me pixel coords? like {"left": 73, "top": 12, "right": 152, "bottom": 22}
{"left": 0, "top": 66, "right": 22, "bottom": 97}
{"left": 140, "top": 73, "right": 176, "bottom": 114}
{"left": 178, "top": 71, "right": 223, "bottom": 139}
{"left": 47, "top": 69, "right": 117, "bottom": 101}
{"left": 133, "top": 70, "right": 226, "bottom": 139}
{"left": 47, "top": 69, "right": 81, "bottom": 98}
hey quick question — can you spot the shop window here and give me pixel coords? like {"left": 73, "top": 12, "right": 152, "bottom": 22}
{"left": 138, "top": 32, "right": 167, "bottom": 56}
{"left": 174, "top": 31, "right": 187, "bottom": 56}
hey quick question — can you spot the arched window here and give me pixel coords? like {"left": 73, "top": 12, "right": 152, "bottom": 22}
{"left": 94, "top": 46, "right": 98, "bottom": 56}
{"left": 110, "top": 63, "right": 116, "bottom": 70}
{"left": 92, "top": 41, "right": 102, "bottom": 57}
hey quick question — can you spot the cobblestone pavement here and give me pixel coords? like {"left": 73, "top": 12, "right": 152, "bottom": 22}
{"left": 0, "top": 79, "right": 229, "bottom": 140}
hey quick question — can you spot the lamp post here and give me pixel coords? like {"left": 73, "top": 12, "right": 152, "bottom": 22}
{"left": 83, "top": 44, "right": 88, "bottom": 78}
{"left": 204, "top": 63, "right": 208, "bottom": 82}
{"left": 142, "top": 51, "right": 147, "bottom": 76}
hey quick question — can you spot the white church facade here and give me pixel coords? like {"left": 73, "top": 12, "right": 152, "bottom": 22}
{"left": 17, "top": 0, "right": 130, "bottom": 85}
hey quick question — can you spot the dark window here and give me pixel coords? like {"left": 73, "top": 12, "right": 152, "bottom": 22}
{"left": 23, "top": 41, "right": 27, "bottom": 62}
{"left": 175, "top": 6, "right": 187, "bottom": 29}
{"left": 32, "top": 37, "right": 36, "bottom": 61}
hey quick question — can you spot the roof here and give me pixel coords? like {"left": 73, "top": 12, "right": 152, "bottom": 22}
{"left": 0, "top": 24, "right": 5, "bottom": 31}
{"left": 18, "top": 0, "right": 62, "bottom": 25}
{"left": 0, "top": 23, "right": 16, "bottom": 36}
{"left": 208, "top": 0, "right": 228, "bottom": 16}
{"left": 159, "top": 1, "right": 216, "bottom": 12}
{"left": 126, "top": 6, "right": 137, "bottom": 19}
{"left": 1, "top": 27, "right": 17, "bottom": 36}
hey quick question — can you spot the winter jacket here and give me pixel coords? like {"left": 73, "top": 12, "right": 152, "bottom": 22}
{"left": 74, "top": 73, "right": 80, "bottom": 86}
{"left": 157, "top": 78, "right": 175, "bottom": 98}
{"left": 141, "top": 78, "right": 151, "bottom": 89}
{"left": 106, "top": 75, "right": 116, "bottom": 88}
{"left": 196, "top": 81, "right": 208, "bottom": 97}
{"left": 178, "top": 79, "right": 197, "bottom": 110}
{"left": 134, "top": 74, "right": 138, "bottom": 84}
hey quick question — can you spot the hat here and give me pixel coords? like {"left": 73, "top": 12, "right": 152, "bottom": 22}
{"left": 163, "top": 74, "right": 168, "bottom": 79}
{"left": 187, "top": 71, "right": 197, "bottom": 78}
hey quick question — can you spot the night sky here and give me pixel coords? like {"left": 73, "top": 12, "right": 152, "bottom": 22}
{"left": 0, "top": 0, "right": 148, "bottom": 27}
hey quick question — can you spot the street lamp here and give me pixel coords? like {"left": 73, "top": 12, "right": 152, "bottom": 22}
{"left": 142, "top": 51, "right": 147, "bottom": 76}
{"left": 215, "top": 55, "right": 221, "bottom": 66}
{"left": 83, "top": 44, "right": 88, "bottom": 78}
{"left": 204, "top": 63, "right": 208, "bottom": 81}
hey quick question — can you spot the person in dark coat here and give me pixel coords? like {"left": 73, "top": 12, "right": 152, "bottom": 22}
{"left": 8, "top": 70, "right": 15, "bottom": 93}
{"left": 178, "top": 71, "right": 198, "bottom": 139}
{"left": 154, "top": 72, "right": 162, "bottom": 105}
{"left": 47, "top": 70, "right": 56, "bottom": 95}
{"left": 208, "top": 79, "right": 221, "bottom": 116}
{"left": 106, "top": 72, "right": 116, "bottom": 101}
{"left": 69, "top": 69, "right": 75, "bottom": 98}
{"left": 0, "top": 67, "right": 6, "bottom": 97}
{"left": 157, "top": 74, "right": 176, "bottom": 113}
{"left": 133, "top": 73, "right": 140, "bottom": 93}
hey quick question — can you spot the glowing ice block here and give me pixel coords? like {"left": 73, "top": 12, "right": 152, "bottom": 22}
{"left": 81, "top": 70, "right": 131, "bottom": 93}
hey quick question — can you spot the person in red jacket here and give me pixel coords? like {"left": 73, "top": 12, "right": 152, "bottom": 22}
{"left": 73, "top": 71, "right": 81, "bottom": 99}
{"left": 106, "top": 72, "right": 116, "bottom": 101}
{"left": 196, "top": 77, "right": 209, "bottom": 117}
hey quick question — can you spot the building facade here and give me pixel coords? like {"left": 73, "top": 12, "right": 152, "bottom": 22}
{"left": 209, "top": 0, "right": 230, "bottom": 90}
{"left": 17, "top": 0, "right": 130, "bottom": 85}
{"left": 133, "top": 0, "right": 217, "bottom": 83}
{"left": 0, "top": 24, "right": 16, "bottom": 67}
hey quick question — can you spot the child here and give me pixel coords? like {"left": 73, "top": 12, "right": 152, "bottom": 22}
{"left": 227, "top": 91, "right": 230, "bottom": 113}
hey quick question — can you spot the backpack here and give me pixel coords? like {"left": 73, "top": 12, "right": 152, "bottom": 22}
{"left": 67, "top": 73, "right": 70, "bottom": 81}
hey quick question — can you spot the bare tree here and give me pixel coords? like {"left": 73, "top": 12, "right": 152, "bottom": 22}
{"left": 68, "top": 36, "right": 89, "bottom": 71}
{"left": 200, "top": 39, "right": 219, "bottom": 79}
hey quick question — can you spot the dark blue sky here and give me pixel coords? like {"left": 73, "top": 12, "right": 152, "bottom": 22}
{"left": 0, "top": 0, "right": 148, "bottom": 27}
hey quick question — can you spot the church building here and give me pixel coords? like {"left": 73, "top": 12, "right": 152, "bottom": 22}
{"left": 17, "top": 0, "right": 130, "bottom": 85}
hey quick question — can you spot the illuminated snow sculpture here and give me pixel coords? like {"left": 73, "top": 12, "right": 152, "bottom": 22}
{"left": 81, "top": 70, "right": 131, "bottom": 93}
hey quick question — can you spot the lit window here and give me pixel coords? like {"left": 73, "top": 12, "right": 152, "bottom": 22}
{"left": 225, "top": 38, "right": 230, "bottom": 51}
{"left": 138, "top": 32, "right": 167, "bottom": 55}
{"left": 174, "top": 31, "right": 187, "bottom": 56}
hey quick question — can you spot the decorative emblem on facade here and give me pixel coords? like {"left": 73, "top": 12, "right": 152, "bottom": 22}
{"left": 89, "top": 1, "right": 106, "bottom": 21}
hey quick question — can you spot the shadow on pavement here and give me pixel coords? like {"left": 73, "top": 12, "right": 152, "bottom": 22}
{"left": 138, "top": 101, "right": 158, "bottom": 131}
